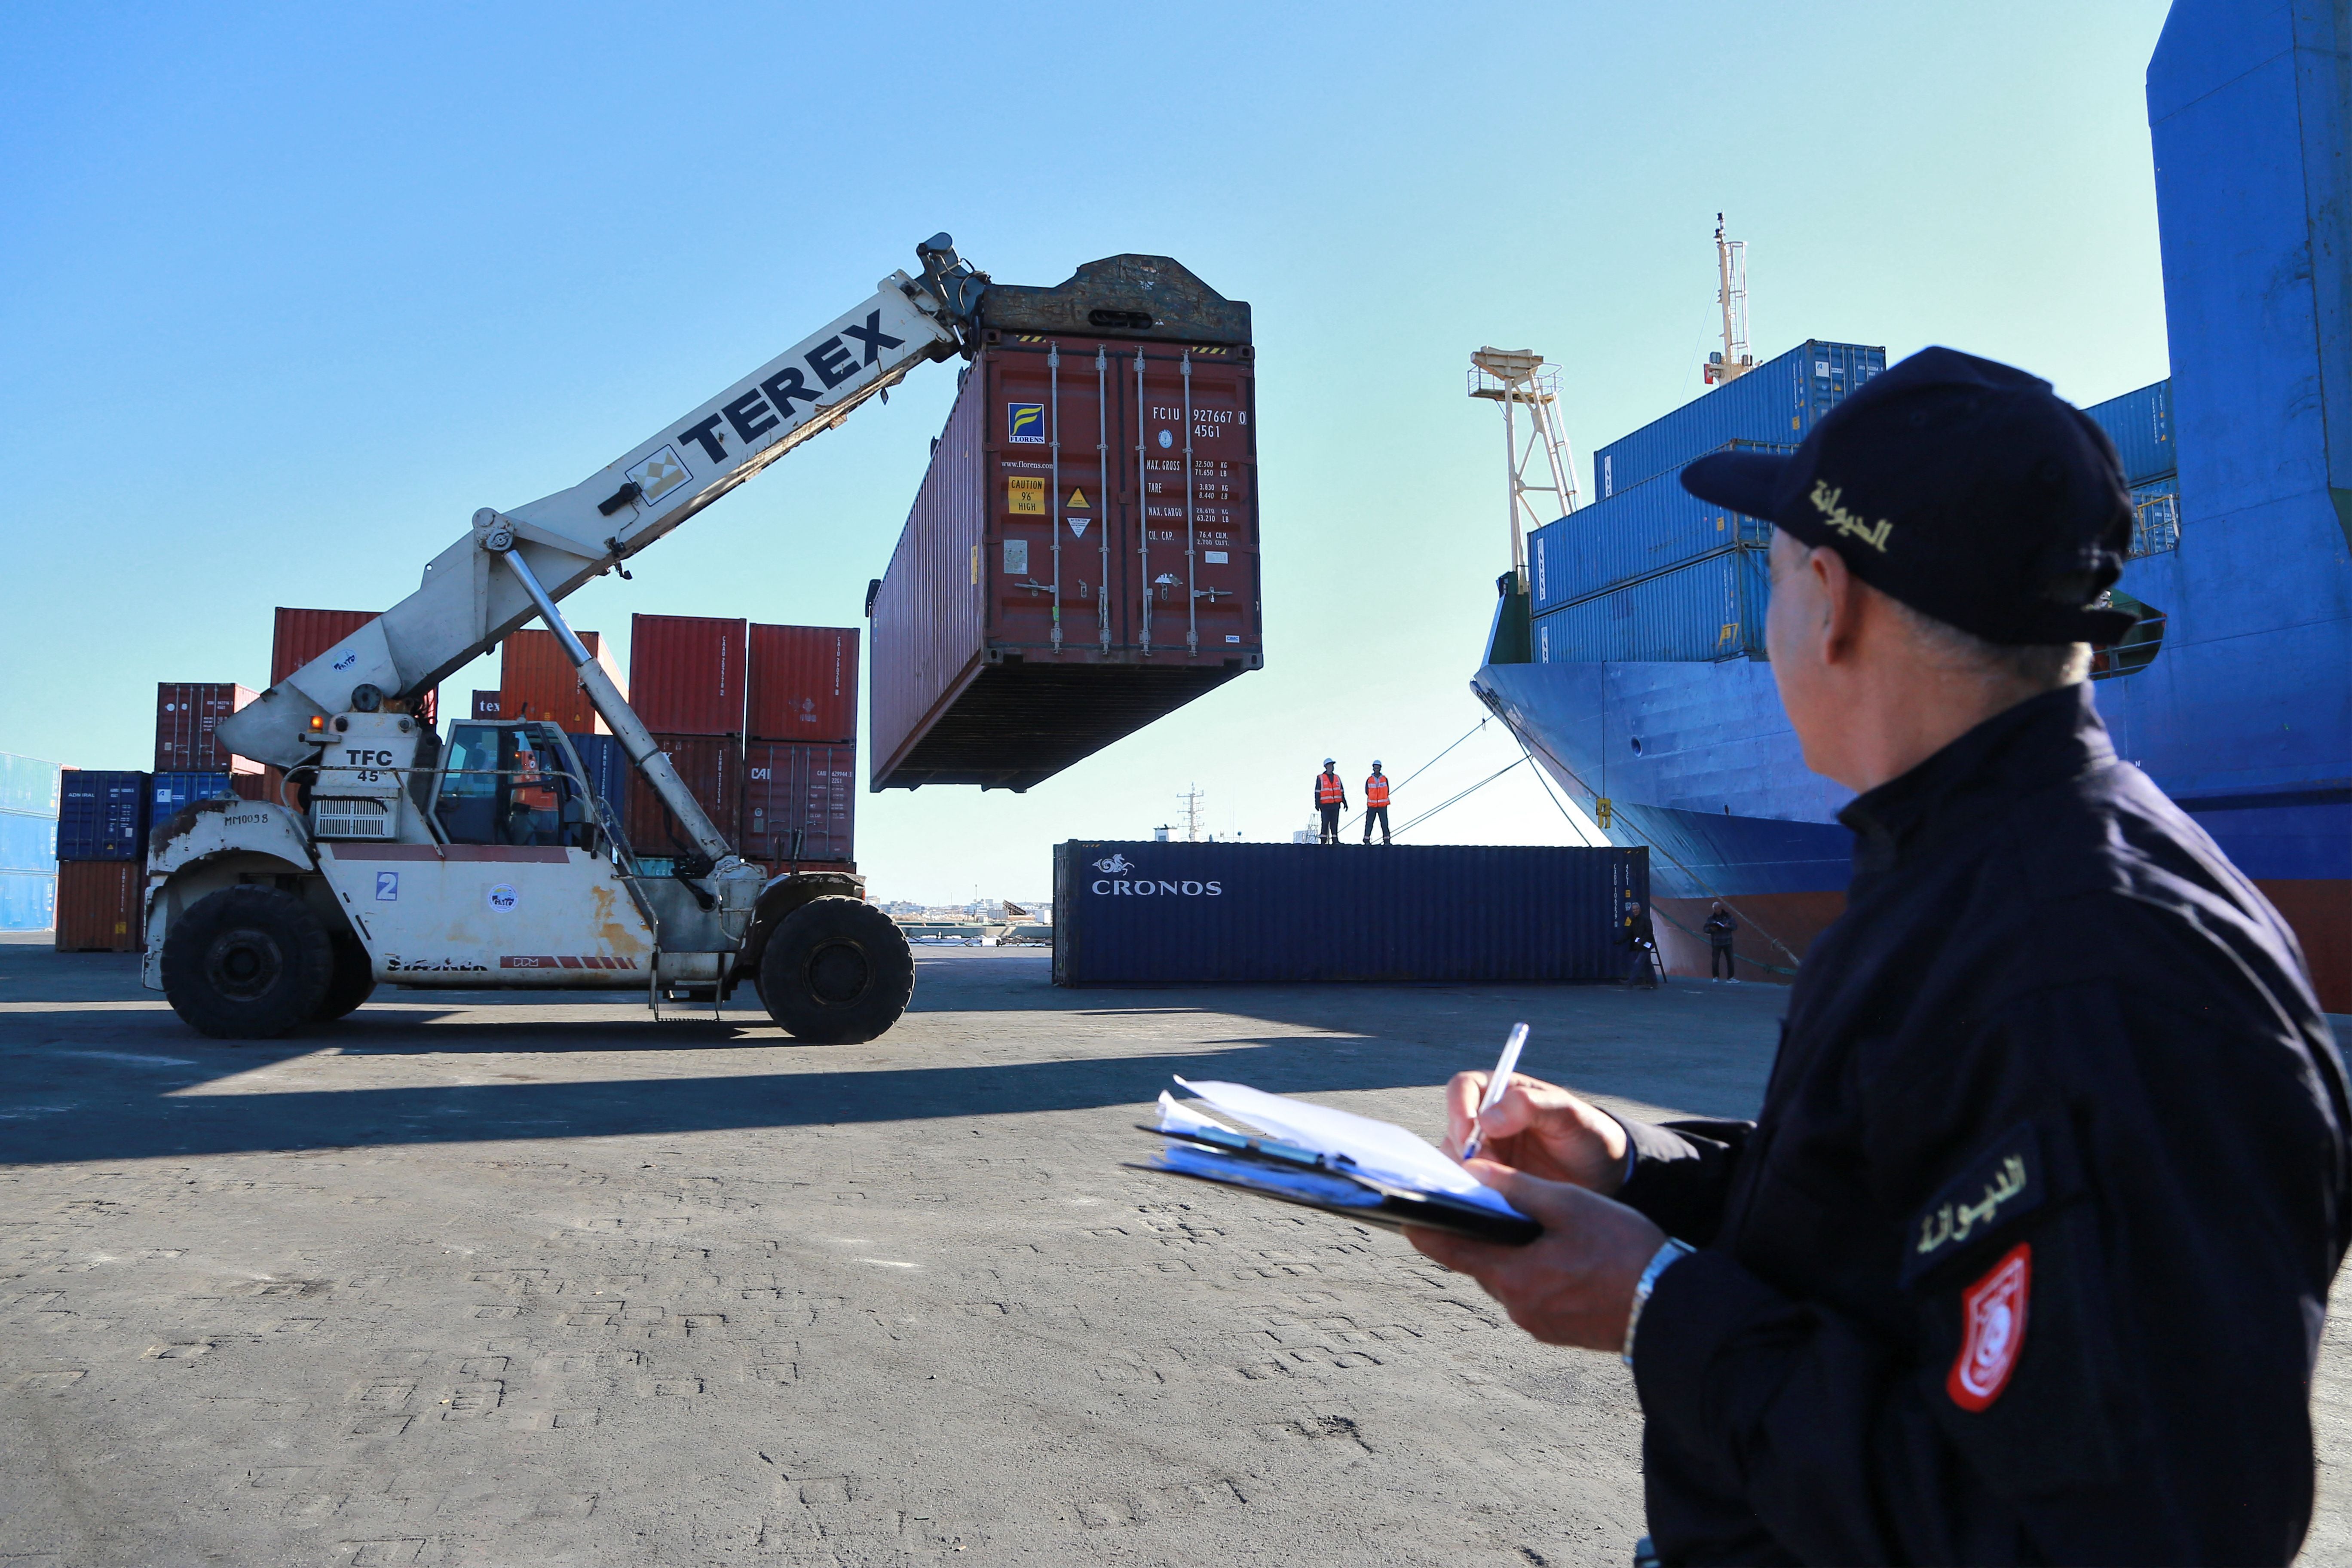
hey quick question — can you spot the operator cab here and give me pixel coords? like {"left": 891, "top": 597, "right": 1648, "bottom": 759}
{"left": 433, "top": 722, "right": 603, "bottom": 852}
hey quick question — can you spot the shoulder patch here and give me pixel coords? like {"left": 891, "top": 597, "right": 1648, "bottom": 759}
{"left": 1901, "top": 1123, "right": 2043, "bottom": 1286}
{"left": 1947, "top": 1242, "right": 2032, "bottom": 1411}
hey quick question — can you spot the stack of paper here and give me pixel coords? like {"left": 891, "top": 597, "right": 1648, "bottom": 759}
{"left": 1133, "top": 1077, "right": 1539, "bottom": 1244}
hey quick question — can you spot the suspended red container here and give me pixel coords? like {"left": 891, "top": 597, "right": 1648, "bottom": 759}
{"left": 870, "top": 255, "right": 1262, "bottom": 793}
{"left": 746, "top": 624, "right": 858, "bottom": 744}
{"left": 742, "top": 741, "right": 855, "bottom": 864}
{"left": 630, "top": 615, "right": 747, "bottom": 735}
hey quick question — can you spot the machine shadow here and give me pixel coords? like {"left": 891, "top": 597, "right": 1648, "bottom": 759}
{"left": 4, "top": 1037, "right": 1452, "bottom": 1165}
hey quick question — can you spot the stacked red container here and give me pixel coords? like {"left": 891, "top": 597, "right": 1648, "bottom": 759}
{"left": 272, "top": 608, "right": 439, "bottom": 727}
{"left": 154, "top": 684, "right": 260, "bottom": 774}
{"left": 55, "top": 861, "right": 144, "bottom": 952}
{"left": 501, "top": 628, "right": 623, "bottom": 734}
{"left": 741, "top": 623, "right": 858, "bottom": 867}
{"left": 626, "top": 616, "right": 747, "bottom": 860}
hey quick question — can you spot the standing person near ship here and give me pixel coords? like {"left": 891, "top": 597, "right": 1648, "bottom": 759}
{"left": 1619, "top": 899, "right": 1663, "bottom": 988}
{"left": 1702, "top": 901, "right": 1739, "bottom": 982}
{"left": 1313, "top": 760, "right": 1347, "bottom": 846}
{"left": 1363, "top": 762, "right": 1393, "bottom": 845}
{"left": 1407, "top": 349, "right": 2350, "bottom": 1565}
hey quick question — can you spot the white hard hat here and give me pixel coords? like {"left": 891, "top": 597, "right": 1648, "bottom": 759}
{"left": 1323, "top": 758, "right": 1335, "bottom": 766}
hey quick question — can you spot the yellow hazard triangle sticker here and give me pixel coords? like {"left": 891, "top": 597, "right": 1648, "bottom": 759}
{"left": 1067, "top": 488, "right": 1089, "bottom": 508}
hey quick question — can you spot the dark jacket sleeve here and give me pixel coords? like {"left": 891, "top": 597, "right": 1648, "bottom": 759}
{"left": 1611, "top": 1115, "right": 1753, "bottom": 1246}
{"left": 1630, "top": 977, "right": 2349, "bottom": 1567}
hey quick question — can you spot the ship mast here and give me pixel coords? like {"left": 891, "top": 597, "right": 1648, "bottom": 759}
{"left": 1469, "top": 347, "right": 1581, "bottom": 579}
{"left": 1704, "top": 213, "right": 1754, "bottom": 386}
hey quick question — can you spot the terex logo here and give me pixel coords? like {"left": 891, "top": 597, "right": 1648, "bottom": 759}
{"left": 1089, "top": 858, "right": 1223, "bottom": 898}
{"left": 672, "top": 310, "right": 906, "bottom": 465}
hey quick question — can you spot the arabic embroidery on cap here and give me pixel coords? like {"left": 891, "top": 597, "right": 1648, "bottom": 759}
{"left": 1808, "top": 481, "right": 1894, "bottom": 552}
{"left": 1948, "top": 1242, "right": 2031, "bottom": 1412}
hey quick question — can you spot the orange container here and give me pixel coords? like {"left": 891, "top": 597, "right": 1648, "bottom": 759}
{"left": 272, "top": 608, "right": 440, "bottom": 726}
{"left": 500, "top": 628, "right": 622, "bottom": 734}
{"left": 56, "top": 860, "right": 143, "bottom": 952}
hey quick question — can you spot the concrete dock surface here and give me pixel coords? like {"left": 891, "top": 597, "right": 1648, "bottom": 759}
{"left": 4, "top": 934, "right": 2348, "bottom": 1566}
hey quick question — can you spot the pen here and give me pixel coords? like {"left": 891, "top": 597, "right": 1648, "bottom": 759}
{"left": 1457, "top": 1021, "right": 1528, "bottom": 1163}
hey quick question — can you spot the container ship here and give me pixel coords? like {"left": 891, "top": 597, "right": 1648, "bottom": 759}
{"left": 1473, "top": 0, "right": 2351, "bottom": 1010}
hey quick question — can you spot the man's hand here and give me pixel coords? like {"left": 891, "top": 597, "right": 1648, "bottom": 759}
{"left": 1445, "top": 1072, "right": 1632, "bottom": 1192}
{"left": 1406, "top": 1163, "right": 1666, "bottom": 1351}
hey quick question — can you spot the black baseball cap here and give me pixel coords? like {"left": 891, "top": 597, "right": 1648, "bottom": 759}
{"left": 1679, "top": 346, "right": 2138, "bottom": 645}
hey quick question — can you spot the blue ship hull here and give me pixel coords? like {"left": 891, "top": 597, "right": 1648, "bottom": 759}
{"left": 1475, "top": 0, "right": 2352, "bottom": 1005}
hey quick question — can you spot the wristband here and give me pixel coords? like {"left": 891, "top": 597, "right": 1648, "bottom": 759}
{"left": 1622, "top": 1238, "right": 1695, "bottom": 1367}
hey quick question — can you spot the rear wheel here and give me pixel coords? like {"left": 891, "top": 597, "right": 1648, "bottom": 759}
{"left": 757, "top": 897, "right": 915, "bottom": 1044}
{"left": 312, "top": 928, "right": 377, "bottom": 1023}
{"left": 160, "top": 886, "right": 334, "bottom": 1040}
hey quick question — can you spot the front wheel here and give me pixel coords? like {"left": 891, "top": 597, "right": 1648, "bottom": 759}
{"left": 160, "top": 886, "right": 334, "bottom": 1040}
{"left": 757, "top": 897, "right": 914, "bottom": 1044}
{"left": 312, "top": 928, "right": 377, "bottom": 1023}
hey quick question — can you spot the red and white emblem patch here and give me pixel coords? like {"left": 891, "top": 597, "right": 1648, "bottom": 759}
{"left": 1947, "top": 1242, "right": 2031, "bottom": 1412}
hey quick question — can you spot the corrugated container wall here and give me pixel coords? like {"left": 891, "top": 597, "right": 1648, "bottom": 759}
{"left": 1533, "top": 551, "right": 1770, "bottom": 664}
{"left": 623, "top": 735, "right": 741, "bottom": 857}
{"left": 155, "top": 683, "right": 260, "bottom": 774}
{"left": 746, "top": 625, "right": 858, "bottom": 743}
{"left": 1529, "top": 441, "right": 1793, "bottom": 614}
{"left": 2081, "top": 379, "right": 2176, "bottom": 484}
{"left": 1052, "top": 841, "right": 1647, "bottom": 984}
{"left": 871, "top": 254, "right": 1263, "bottom": 792}
{"left": 631, "top": 615, "right": 747, "bottom": 735}
{"left": 742, "top": 741, "right": 854, "bottom": 864}
{"left": 273, "top": 609, "right": 439, "bottom": 727}
{"left": 58, "top": 771, "right": 147, "bottom": 861}
{"left": 566, "top": 734, "right": 631, "bottom": 827}
{"left": 502, "top": 628, "right": 622, "bottom": 734}
{"left": 1594, "top": 341, "right": 1888, "bottom": 499}
{"left": 0, "top": 808, "right": 56, "bottom": 872}
{"left": 0, "top": 753, "right": 62, "bottom": 817}
{"left": 0, "top": 752, "right": 61, "bottom": 930}
{"left": 0, "top": 871, "right": 55, "bottom": 931}
{"left": 150, "top": 772, "right": 240, "bottom": 832}
{"left": 56, "top": 860, "right": 143, "bottom": 952}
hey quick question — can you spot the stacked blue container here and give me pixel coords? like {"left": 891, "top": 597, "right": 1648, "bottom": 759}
{"left": 1535, "top": 551, "right": 1771, "bottom": 663}
{"left": 59, "top": 771, "right": 149, "bottom": 860}
{"left": 151, "top": 772, "right": 239, "bottom": 827}
{"left": 1528, "top": 439, "right": 1794, "bottom": 615}
{"left": 566, "top": 734, "right": 631, "bottom": 830}
{"left": 0, "top": 751, "right": 62, "bottom": 931}
{"left": 2082, "top": 380, "right": 2174, "bottom": 484}
{"left": 1592, "top": 341, "right": 1888, "bottom": 499}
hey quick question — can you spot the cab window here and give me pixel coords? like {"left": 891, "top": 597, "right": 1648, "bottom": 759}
{"left": 436, "top": 724, "right": 591, "bottom": 849}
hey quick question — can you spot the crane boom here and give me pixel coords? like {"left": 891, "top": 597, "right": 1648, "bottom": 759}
{"left": 220, "top": 236, "right": 986, "bottom": 769}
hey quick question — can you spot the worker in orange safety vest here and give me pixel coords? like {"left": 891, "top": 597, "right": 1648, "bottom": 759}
{"left": 1314, "top": 759, "right": 1348, "bottom": 845}
{"left": 1363, "top": 762, "right": 1392, "bottom": 845}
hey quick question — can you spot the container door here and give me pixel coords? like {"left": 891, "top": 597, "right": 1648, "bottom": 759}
{"left": 1117, "top": 344, "right": 1259, "bottom": 661}
{"left": 985, "top": 344, "right": 1122, "bottom": 652}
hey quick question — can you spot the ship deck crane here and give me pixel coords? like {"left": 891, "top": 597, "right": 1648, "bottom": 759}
{"left": 145, "top": 236, "right": 992, "bottom": 1042}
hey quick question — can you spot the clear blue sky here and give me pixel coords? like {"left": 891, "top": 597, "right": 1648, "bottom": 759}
{"left": 1, "top": 1, "right": 2172, "bottom": 906}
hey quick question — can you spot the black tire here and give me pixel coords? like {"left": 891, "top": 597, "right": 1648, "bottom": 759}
{"left": 312, "top": 928, "right": 377, "bottom": 1023}
{"left": 757, "top": 896, "right": 914, "bottom": 1044}
{"left": 160, "top": 886, "right": 334, "bottom": 1040}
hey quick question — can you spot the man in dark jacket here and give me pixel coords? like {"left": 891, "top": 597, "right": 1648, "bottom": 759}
{"left": 1408, "top": 349, "right": 2351, "bottom": 1566}
{"left": 1701, "top": 902, "right": 1738, "bottom": 981}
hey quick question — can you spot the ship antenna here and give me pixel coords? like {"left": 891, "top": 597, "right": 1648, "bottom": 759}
{"left": 1469, "top": 346, "right": 1582, "bottom": 580}
{"left": 1705, "top": 213, "right": 1754, "bottom": 386}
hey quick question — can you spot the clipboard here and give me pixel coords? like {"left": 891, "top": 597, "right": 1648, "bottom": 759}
{"left": 1129, "top": 1121, "right": 1541, "bottom": 1245}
